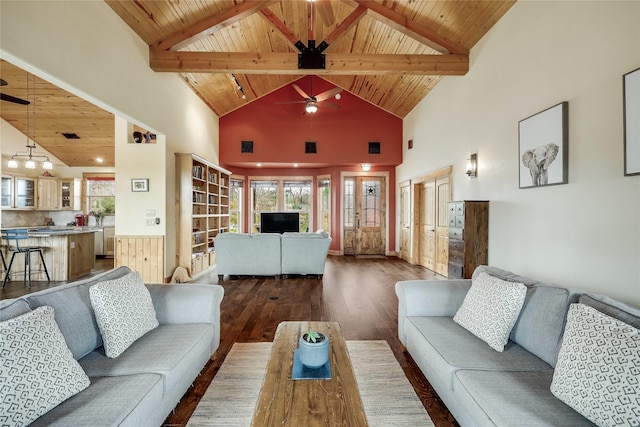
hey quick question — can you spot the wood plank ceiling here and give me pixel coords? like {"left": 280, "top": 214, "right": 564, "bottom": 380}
{"left": 1, "top": 1, "right": 514, "bottom": 168}
{"left": 107, "top": 0, "right": 515, "bottom": 118}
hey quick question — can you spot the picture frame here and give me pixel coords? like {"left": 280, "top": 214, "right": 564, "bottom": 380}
{"left": 518, "top": 102, "right": 568, "bottom": 189}
{"left": 624, "top": 67, "right": 640, "bottom": 176}
{"left": 131, "top": 178, "right": 149, "bottom": 192}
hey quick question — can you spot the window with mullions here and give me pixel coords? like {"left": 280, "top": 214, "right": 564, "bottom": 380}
{"left": 361, "top": 180, "right": 380, "bottom": 227}
{"left": 230, "top": 179, "right": 243, "bottom": 233}
{"left": 284, "top": 180, "right": 311, "bottom": 232}
{"left": 251, "top": 180, "right": 278, "bottom": 233}
{"left": 317, "top": 178, "right": 330, "bottom": 232}
{"left": 86, "top": 178, "right": 115, "bottom": 214}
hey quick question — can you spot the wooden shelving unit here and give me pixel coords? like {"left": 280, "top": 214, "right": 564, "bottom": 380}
{"left": 176, "top": 153, "right": 231, "bottom": 277}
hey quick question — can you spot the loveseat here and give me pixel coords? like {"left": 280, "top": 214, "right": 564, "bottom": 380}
{"left": 215, "top": 231, "right": 331, "bottom": 281}
{"left": 0, "top": 266, "right": 224, "bottom": 426}
{"left": 396, "top": 265, "right": 640, "bottom": 426}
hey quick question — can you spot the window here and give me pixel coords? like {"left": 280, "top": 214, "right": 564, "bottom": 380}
{"left": 317, "top": 178, "right": 330, "bottom": 232}
{"left": 361, "top": 180, "right": 381, "bottom": 227}
{"left": 344, "top": 178, "right": 355, "bottom": 228}
{"left": 284, "top": 180, "right": 311, "bottom": 232}
{"left": 86, "top": 176, "right": 115, "bottom": 214}
{"left": 251, "top": 180, "right": 278, "bottom": 233}
{"left": 229, "top": 179, "right": 243, "bottom": 233}
{"left": 250, "top": 178, "right": 313, "bottom": 233}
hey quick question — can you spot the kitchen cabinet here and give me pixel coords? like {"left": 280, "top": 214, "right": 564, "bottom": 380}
{"left": 104, "top": 226, "right": 115, "bottom": 257}
{"left": 38, "top": 177, "right": 59, "bottom": 210}
{"left": 1, "top": 175, "right": 36, "bottom": 210}
{"left": 60, "top": 178, "right": 81, "bottom": 210}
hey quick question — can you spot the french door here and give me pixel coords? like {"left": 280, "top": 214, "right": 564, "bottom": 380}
{"left": 343, "top": 176, "right": 386, "bottom": 255}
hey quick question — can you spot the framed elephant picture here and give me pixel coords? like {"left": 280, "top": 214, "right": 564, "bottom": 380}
{"left": 518, "top": 102, "right": 568, "bottom": 189}
{"left": 624, "top": 67, "right": 640, "bottom": 176}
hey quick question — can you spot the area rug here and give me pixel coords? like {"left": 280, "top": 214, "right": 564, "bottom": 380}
{"left": 187, "top": 340, "right": 434, "bottom": 427}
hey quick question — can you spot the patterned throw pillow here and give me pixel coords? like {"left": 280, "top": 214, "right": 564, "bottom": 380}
{"left": 0, "top": 306, "right": 90, "bottom": 427}
{"left": 551, "top": 303, "right": 640, "bottom": 427}
{"left": 89, "top": 271, "right": 159, "bottom": 358}
{"left": 453, "top": 272, "right": 527, "bottom": 352}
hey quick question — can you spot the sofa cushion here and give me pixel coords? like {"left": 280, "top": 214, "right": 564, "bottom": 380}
{"left": 454, "top": 370, "right": 594, "bottom": 426}
{"left": 0, "top": 298, "right": 31, "bottom": 320}
{"left": 405, "top": 316, "right": 552, "bottom": 391}
{"left": 454, "top": 272, "right": 527, "bottom": 351}
{"left": 551, "top": 303, "right": 640, "bottom": 427}
{"left": 29, "top": 374, "right": 163, "bottom": 427}
{"left": 26, "top": 266, "right": 132, "bottom": 359}
{"left": 474, "top": 265, "right": 581, "bottom": 366}
{"left": 0, "top": 306, "right": 90, "bottom": 427}
{"left": 579, "top": 294, "right": 640, "bottom": 329}
{"left": 89, "top": 271, "right": 159, "bottom": 358}
{"left": 79, "top": 323, "right": 213, "bottom": 394}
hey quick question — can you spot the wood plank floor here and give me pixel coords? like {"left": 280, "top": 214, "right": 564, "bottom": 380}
{"left": 0, "top": 255, "right": 459, "bottom": 427}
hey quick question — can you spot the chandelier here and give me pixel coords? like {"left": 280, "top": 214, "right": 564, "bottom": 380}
{"left": 7, "top": 72, "right": 53, "bottom": 170}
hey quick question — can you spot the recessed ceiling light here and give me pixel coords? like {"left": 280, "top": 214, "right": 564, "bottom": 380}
{"left": 96, "top": 157, "right": 103, "bottom": 163}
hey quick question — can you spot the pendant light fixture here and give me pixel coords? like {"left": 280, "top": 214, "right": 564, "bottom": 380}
{"left": 7, "top": 72, "right": 53, "bottom": 170}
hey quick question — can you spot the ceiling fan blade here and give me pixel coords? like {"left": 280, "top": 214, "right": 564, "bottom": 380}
{"left": 0, "top": 93, "right": 30, "bottom": 105}
{"left": 275, "top": 100, "right": 307, "bottom": 105}
{"left": 292, "top": 83, "right": 311, "bottom": 100}
{"left": 0, "top": 79, "right": 7, "bottom": 86}
{"left": 315, "top": 87, "right": 343, "bottom": 102}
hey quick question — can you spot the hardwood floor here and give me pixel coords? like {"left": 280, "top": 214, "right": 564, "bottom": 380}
{"left": 0, "top": 255, "right": 459, "bottom": 427}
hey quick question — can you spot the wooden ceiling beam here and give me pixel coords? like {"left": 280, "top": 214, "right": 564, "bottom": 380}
{"left": 325, "top": 5, "right": 367, "bottom": 46}
{"left": 153, "top": 1, "right": 278, "bottom": 51}
{"left": 149, "top": 50, "right": 468, "bottom": 75}
{"left": 315, "top": 0, "right": 335, "bottom": 27}
{"left": 352, "top": 0, "right": 469, "bottom": 55}
{"left": 258, "top": 8, "right": 299, "bottom": 49}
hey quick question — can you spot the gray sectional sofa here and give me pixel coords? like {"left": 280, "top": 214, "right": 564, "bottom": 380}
{"left": 396, "top": 265, "right": 640, "bottom": 426}
{"left": 215, "top": 231, "right": 331, "bottom": 281}
{"left": 0, "top": 266, "right": 224, "bottom": 426}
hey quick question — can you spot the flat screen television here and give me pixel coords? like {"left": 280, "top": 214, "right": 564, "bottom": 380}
{"left": 260, "top": 212, "right": 299, "bottom": 234}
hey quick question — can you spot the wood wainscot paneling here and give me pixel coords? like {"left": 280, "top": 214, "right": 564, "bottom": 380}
{"left": 115, "top": 235, "right": 164, "bottom": 283}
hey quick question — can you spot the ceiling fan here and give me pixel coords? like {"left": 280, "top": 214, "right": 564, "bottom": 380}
{"left": 278, "top": 77, "right": 342, "bottom": 114}
{"left": 0, "top": 79, "right": 30, "bottom": 105}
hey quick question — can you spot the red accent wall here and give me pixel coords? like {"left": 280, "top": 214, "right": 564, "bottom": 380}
{"left": 220, "top": 76, "right": 402, "bottom": 168}
{"left": 219, "top": 77, "right": 401, "bottom": 254}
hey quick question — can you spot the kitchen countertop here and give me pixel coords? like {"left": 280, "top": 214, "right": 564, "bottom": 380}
{"left": 1, "top": 227, "right": 101, "bottom": 236}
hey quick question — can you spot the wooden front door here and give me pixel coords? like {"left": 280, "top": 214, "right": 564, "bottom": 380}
{"left": 343, "top": 176, "right": 386, "bottom": 256}
{"left": 418, "top": 180, "right": 436, "bottom": 270}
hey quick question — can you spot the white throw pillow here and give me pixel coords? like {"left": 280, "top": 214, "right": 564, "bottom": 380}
{"left": 89, "top": 271, "right": 159, "bottom": 358}
{"left": 551, "top": 303, "right": 640, "bottom": 427}
{"left": 0, "top": 306, "right": 90, "bottom": 427}
{"left": 453, "top": 272, "right": 527, "bottom": 352}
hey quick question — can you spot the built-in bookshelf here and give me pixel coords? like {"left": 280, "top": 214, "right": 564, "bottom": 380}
{"left": 176, "top": 153, "right": 231, "bottom": 278}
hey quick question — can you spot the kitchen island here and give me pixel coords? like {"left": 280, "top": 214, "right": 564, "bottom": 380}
{"left": 2, "top": 227, "right": 96, "bottom": 281}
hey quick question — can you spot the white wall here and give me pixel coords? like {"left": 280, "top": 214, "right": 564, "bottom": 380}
{"left": 399, "top": 1, "right": 640, "bottom": 306}
{"left": 1, "top": 1, "right": 221, "bottom": 277}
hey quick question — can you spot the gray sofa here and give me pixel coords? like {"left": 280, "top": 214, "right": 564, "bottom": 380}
{"left": 215, "top": 231, "right": 331, "bottom": 281}
{"left": 396, "top": 265, "right": 640, "bottom": 426}
{"left": 0, "top": 266, "right": 224, "bottom": 426}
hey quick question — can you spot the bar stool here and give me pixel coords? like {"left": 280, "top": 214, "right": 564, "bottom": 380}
{"left": 2, "top": 229, "right": 50, "bottom": 289}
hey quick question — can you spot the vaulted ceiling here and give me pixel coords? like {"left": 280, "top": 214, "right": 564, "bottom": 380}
{"left": 1, "top": 1, "right": 514, "bottom": 168}
{"left": 107, "top": 0, "right": 515, "bottom": 118}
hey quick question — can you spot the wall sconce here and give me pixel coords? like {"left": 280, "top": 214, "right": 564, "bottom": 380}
{"left": 361, "top": 164, "right": 371, "bottom": 172}
{"left": 466, "top": 153, "right": 477, "bottom": 177}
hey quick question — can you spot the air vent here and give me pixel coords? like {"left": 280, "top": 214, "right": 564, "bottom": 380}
{"left": 62, "top": 133, "right": 80, "bottom": 139}
{"left": 241, "top": 140, "right": 254, "bottom": 153}
{"left": 369, "top": 142, "right": 381, "bottom": 154}
{"left": 305, "top": 142, "right": 317, "bottom": 154}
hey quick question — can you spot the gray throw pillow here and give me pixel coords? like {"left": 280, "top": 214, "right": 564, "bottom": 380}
{"left": 0, "top": 306, "right": 90, "bottom": 427}
{"left": 89, "top": 271, "right": 159, "bottom": 358}
{"left": 453, "top": 272, "right": 527, "bottom": 352}
{"left": 551, "top": 303, "right": 640, "bottom": 426}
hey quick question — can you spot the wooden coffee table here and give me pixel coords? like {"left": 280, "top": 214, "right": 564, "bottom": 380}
{"left": 252, "top": 321, "right": 368, "bottom": 426}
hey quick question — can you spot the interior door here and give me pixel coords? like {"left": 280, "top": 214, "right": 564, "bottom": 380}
{"left": 399, "top": 184, "right": 411, "bottom": 261}
{"left": 418, "top": 180, "right": 436, "bottom": 270}
{"left": 355, "top": 176, "right": 386, "bottom": 255}
{"left": 434, "top": 176, "right": 451, "bottom": 276}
